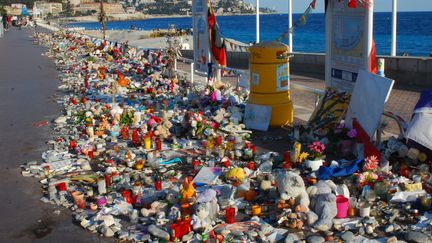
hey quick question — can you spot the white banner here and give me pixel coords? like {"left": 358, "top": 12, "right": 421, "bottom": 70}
{"left": 192, "top": 0, "right": 210, "bottom": 73}
{"left": 325, "top": 0, "right": 374, "bottom": 92}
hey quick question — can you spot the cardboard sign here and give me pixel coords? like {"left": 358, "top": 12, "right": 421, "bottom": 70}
{"left": 345, "top": 70, "right": 394, "bottom": 137}
{"left": 244, "top": 104, "right": 272, "bottom": 131}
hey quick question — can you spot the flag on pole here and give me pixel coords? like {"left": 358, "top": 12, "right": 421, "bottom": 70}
{"left": 369, "top": 40, "right": 377, "bottom": 74}
{"left": 208, "top": 5, "right": 227, "bottom": 67}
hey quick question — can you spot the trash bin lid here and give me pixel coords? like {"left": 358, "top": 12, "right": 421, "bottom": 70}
{"left": 249, "top": 41, "right": 290, "bottom": 64}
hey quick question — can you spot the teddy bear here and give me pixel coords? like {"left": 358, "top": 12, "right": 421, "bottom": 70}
{"left": 141, "top": 201, "right": 168, "bottom": 217}
{"left": 306, "top": 180, "right": 338, "bottom": 231}
{"left": 154, "top": 120, "right": 173, "bottom": 140}
{"left": 228, "top": 106, "right": 243, "bottom": 124}
{"left": 276, "top": 171, "right": 318, "bottom": 225}
{"left": 213, "top": 108, "right": 228, "bottom": 124}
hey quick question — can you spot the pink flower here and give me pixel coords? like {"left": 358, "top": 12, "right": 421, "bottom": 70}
{"left": 308, "top": 141, "right": 325, "bottom": 154}
{"left": 363, "top": 155, "right": 379, "bottom": 171}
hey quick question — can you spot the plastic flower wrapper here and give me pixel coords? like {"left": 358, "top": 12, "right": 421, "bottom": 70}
{"left": 358, "top": 171, "right": 379, "bottom": 187}
{"left": 407, "top": 148, "right": 420, "bottom": 161}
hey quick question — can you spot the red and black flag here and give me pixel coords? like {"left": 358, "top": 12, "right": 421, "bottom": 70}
{"left": 208, "top": 5, "right": 227, "bottom": 67}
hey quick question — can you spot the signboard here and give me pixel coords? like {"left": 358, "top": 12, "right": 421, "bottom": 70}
{"left": 244, "top": 104, "right": 272, "bottom": 132}
{"left": 325, "top": 0, "right": 374, "bottom": 92}
{"left": 276, "top": 63, "right": 290, "bottom": 92}
{"left": 192, "top": 0, "right": 210, "bottom": 73}
{"left": 345, "top": 70, "right": 394, "bottom": 137}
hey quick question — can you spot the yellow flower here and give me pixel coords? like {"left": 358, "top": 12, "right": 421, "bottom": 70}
{"left": 298, "top": 152, "right": 310, "bottom": 163}
{"left": 419, "top": 152, "right": 428, "bottom": 162}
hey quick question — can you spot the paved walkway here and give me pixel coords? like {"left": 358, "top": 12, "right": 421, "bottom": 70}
{"left": 0, "top": 28, "right": 111, "bottom": 242}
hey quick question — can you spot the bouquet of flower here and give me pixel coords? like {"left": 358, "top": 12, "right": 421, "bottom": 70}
{"left": 307, "top": 141, "right": 326, "bottom": 160}
{"left": 358, "top": 155, "right": 381, "bottom": 187}
{"left": 358, "top": 171, "right": 379, "bottom": 186}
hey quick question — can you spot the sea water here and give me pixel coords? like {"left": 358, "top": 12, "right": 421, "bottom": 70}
{"left": 66, "top": 12, "right": 432, "bottom": 56}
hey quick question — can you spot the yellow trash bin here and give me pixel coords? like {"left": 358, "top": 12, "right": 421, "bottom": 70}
{"left": 248, "top": 41, "right": 294, "bottom": 127}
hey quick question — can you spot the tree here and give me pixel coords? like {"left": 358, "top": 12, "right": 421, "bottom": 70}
{"left": 0, "top": 6, "right": 7, "bottom": 16}
{"left": 62, "top": 0, "right": 73, "bottom": 17}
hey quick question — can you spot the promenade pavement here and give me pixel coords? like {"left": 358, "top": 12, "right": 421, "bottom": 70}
{"left": 0, "top": 28, "right": 113, "bottom": 243}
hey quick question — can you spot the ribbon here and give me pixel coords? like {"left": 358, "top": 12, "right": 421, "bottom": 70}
{"left": 276, "top": 0, "right": 316, "bottom": 42}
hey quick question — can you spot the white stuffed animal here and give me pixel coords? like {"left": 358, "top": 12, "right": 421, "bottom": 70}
{"left": 276, "top": 171, "right": 318, "bottom": 225}
{"left": 191, "top": 203, "right": 212, "bottom": 231}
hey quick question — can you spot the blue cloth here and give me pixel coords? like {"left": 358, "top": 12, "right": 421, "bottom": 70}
{"left": 317, "top": 159, "right": 363, "bottom": 180}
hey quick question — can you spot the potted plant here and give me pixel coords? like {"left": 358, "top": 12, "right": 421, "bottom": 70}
{"left": 304, "top": 141, "right": 326, "bottom": 171}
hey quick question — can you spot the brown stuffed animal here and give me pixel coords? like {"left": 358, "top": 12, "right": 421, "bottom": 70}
{"left": 154, "top": 120, "right": 173, "bottom": 139}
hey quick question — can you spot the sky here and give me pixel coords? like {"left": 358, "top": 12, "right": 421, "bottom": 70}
{"left": 244, "top": 0, "right": 432, "bottom": 13}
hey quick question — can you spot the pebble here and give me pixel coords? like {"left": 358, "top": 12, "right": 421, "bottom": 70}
{"left": 386, "top": 236, "right": 398, "bottom": 243}
{"left": 182, "top": 232, "right": 194, "bottom": 242}
{"left": 404, "top": 231, "right": 430, "bottom": 243}
{"left": 306, "top": 235, "right": 325, "bottom": 243}
{"left": 285, "top": 233, "right": 300, "bottom": 243}
{"left": 101, "top": 226, "right": 114, "bottom": 237}
{"left": 341, "top": 231, "right": 355, "bottom": 241}
{"left": 385, "top": 224, "right": 395, "bottom": 233}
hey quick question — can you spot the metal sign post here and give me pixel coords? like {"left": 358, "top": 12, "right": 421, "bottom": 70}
{"left": 325, "top": 0, "right": 374, "bottom": 92}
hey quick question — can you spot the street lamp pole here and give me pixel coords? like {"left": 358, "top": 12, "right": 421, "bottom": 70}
{"left": 288, "top": 0, "right": 293, "bottom": 52}
{"left": 256, "top": 0, "right": 260, "bottom": 43}
{"left": 391, "top": 0, "right": 397, "bottom": 56}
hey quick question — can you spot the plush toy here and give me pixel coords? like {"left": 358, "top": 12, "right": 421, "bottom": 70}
{"left": 228, "top": 106, "right": 243, "bottom": 124}
{"left": 276, "top": 171, "right": 318, "bottom": 224}
{"left": 196, "top": 189, "right": 219, "bottom": 222}
{"left": 117, "top": 72, "right": 129, "bottom": 87}
{"left": 191, "top": 203, "right": 212, "bottom": 231}
{"left": 154, "top": 120, "right": 173, "bottom": 140}
{"left": 179, "top": 178, "right": 196, "bottom": 204}
{"left": 226, "top": 168, "right": 246, "bottom": 187}
{"left": 110, "top": 120, "right": 120, "bottom": 138}
{"left": 141, "top": 201, "right": 168, "bottom": 217}
{"left": 307, "top": 180, "right": 338, "bottom": 231}
{"left": 213, "top": 108, "right": 228, "bottom": 124}
{"left": 168, "top": 205, "right": 181, "bottom": 222}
